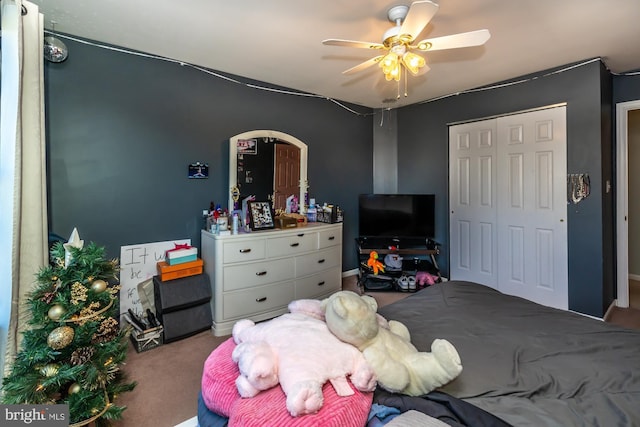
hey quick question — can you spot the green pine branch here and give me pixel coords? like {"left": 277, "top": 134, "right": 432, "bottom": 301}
{"left": 1, "top": 239, "right": 136, "bottom": 424}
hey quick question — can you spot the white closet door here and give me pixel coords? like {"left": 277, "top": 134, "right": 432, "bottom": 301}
{"left": 449, "top": 106, "right": 568, "bottom": 309}
{"left": 449, "top": 119, "right": 498, "bottom": 287}
{"left": 496, "top": 106, "right": 567, "bottom": 309}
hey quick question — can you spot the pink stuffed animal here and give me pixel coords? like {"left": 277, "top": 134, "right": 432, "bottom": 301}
{"left": 415, "top": 271, "right": 438, "bottom": 287}
{"left": 231, "top": 299, "right": 376, "bottom": 417}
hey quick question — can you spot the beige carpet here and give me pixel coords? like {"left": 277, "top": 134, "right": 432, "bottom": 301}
{"left": 111, "top": 330, "right": 226, "bottom": 427}
{"left": 111, "top": 275, "right": 640, "bottom": 427}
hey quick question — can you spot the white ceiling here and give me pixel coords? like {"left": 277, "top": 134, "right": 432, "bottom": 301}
{"left": 30, "top": 0, "right": 640, "bottom": 109}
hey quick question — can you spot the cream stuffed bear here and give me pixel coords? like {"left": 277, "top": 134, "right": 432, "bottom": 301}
{"left": 231, "top": 299, "right": 376, "bottom": 417}
{"left": 322, "top": 291, "right": 462, "bottom": 396}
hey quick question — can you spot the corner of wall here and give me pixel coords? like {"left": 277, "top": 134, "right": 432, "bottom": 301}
{"left": 372, "top": 109, "right": 398, "bottom": 193}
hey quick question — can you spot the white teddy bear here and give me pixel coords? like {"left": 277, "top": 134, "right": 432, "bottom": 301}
{"left": 322, "top": 290, "right": 463, "bottom": 396}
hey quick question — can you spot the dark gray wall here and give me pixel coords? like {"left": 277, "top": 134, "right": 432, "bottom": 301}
{"left": 44, "top": 38, "right": 626, "bottom": 316}
{"left": 613, "top": 73, "right": 640, "bottom": 103}
{"left": 45, "top": 38, "right": 373, "bottom": 269}
{"left": 395, "top": 59, "right": 614, "bottom": 317}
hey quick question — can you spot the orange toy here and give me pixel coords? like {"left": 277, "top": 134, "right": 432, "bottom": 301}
{"left": 367, "top": 251, "right": 385, "bottom": 275}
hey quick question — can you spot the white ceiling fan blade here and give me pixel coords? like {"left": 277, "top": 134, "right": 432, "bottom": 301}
{"left": 323, "top": 39, "right": 385, "bottom": 50}
{"left": 342, "top": 55, "right": 385, "bottom": 75}
{"left": 414, "top": 29, "right": 491, "bottom": 51}
{"left": 400, "top": 1, "right": 439, "bottom": 40}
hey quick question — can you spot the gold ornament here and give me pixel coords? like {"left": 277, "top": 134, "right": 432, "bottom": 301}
{"left": 47, "top": 304, "right": 66, "bottom": 321}
{"left": 40, "top": 363, "right": 60, "bottom": 377}
{"left": 91, "top": 279, "right": 107, "bottom": 293}
{"left": 47, "top": 326, "right": 74, "bottom": 349}
{"left": 68, "top": 383, "right": 81, "bottom": 394}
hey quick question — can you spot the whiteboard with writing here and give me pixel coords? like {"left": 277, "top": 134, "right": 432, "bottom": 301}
{"left": 119, "top": 239, "right": 190, "bottom": 318}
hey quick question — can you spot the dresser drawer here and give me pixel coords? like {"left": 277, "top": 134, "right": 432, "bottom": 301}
{"left": 267, "top": 232, "right": 318, "bottom": 258}
{"left": 318, "top": 227, "right": 342, "bottom": 249}
{"left": 223, "top": 239, "right": 266, "bottom": 264}
{"left": 295, "top": 247, "right": 340, "bottom": 277}
{"left": 223, "top": 281, "right": 295, "bottom": 320}
{"left": 295, "top": 267, "right": 342, "bottom": 299}
{"left": 223, "top": 257, "right": 294, "bottom": 291}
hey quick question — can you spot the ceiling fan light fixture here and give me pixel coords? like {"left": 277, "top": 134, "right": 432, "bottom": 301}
{"left": 323, "top": 1, "right": 491, "bottom": 99}
{"left": 402, "top": 51, "right": 425, "bottom": 75}
{"left": 380, "top": 52, "right": 401, "bottom": 81}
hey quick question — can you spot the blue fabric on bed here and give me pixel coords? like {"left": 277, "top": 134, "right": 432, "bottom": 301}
{"left": 366, "top": 403, "right": 401, "bottom": 426}
{"left": 197, "top": 391, "right": 229, "bottom": 427}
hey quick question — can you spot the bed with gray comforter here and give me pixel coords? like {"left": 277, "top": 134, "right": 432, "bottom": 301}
{"left": 375, "top": 281, "right": 640, "bottom": 427}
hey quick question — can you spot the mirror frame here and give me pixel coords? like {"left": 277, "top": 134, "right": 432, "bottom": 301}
{"left": 229, "top": 130, "right": 308, "bottom": 214}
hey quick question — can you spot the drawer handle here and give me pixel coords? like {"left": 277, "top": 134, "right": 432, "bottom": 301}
{"left": 290, "top": 242, "right": 300, "bottom": 247}
{"left": 256, "top": 271, "right": 268, "bottom": 276}
{"left": 328, "top": 236, "right": 335, "bottom": 240}
{"left": 317, "top": 281, "right": 326, "bottom": 286}
{"left": 256, "top": 297, "right": 267, "bottom": 303}
{"left": 239, "top": 248, "right": 252, "bottom": 253}
{"left": 317, "top": 259, "right": 325, "bottom": 264}
{"left": 297, "top": 233, "right": 305, "bottom": 237}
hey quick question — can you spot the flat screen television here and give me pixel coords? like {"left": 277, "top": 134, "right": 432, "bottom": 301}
{"left": 358, "top": 194, "right": 435, "bottom": 244}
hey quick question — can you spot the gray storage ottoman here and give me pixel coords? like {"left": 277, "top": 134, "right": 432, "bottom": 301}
{"left": 153, "top": 273, "right": 212, "bottom": 343}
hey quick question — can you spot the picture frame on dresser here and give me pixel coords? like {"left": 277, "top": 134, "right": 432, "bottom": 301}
{"left": 248, "top": 201, "right": 275, "bottom": 230}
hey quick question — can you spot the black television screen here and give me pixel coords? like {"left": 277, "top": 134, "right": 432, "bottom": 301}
{"left": 358, "top": 194, "right": 435, "bottom": 241}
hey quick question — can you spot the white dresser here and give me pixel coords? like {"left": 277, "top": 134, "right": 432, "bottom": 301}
{"left": 201, "top": 223, "right": 343, "bottom": 336}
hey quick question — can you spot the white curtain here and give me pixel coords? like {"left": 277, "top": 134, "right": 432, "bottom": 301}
{"left": 0, "top": 0, "right": 48, "bottom": 377}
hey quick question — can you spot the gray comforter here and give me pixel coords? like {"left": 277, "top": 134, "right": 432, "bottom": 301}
{"left": 376, "top": 281, "right": 640, "bottom": 427}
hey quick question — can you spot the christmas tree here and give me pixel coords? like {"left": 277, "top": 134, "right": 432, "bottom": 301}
{"left": 1, "top": 229, "right": 136, "bottom": 426}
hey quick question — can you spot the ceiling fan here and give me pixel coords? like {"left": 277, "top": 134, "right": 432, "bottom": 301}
{"left": 323, "top": 1, "right": 490, "bottom": 95}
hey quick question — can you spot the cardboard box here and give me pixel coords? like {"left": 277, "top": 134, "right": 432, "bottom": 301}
{"left": 166, "top": 247, "right": 198, "bottom": 265}
{"left": 274, "top": 215, "right": 298, "bottom": 229}
{"left": 282, "top": 213, "right": 308, "bottom": 227}
{"left": 157, "top": 258, "right": 203, "bottom": 281}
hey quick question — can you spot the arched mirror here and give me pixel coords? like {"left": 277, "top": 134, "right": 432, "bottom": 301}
{"left": 229, "top": 130, "right": 308, "bottom": 214}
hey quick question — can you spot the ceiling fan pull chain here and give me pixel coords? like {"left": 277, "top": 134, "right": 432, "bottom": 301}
{"left": 404, "top": 70, "right": 409, "bottom": 97}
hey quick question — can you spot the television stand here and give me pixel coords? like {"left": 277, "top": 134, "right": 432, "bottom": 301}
{"left": 355, "top": 237, "right": 441, "bottom": 292}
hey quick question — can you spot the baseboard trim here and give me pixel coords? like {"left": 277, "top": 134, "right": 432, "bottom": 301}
{"left": 603, "top": 300, "right": 617, "bottom": 322}
{"left": 629, "top": 274, "right": 640, "bottom": 281}
{"left": 342, "top": 269, "right": 359, "bottom": 278}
